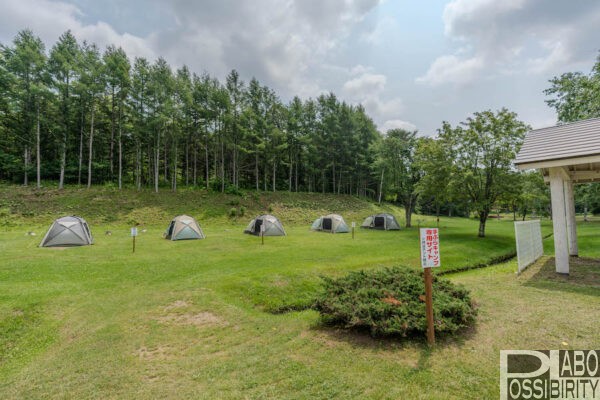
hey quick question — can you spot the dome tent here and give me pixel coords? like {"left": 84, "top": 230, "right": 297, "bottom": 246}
{"left": 164, "top": 215, "right": 205, "bottom": 240}
{"left": 40, "top": 216, "right": 93, "bottom": 247}
{"left": 244, "top": 214, "right": 286, "bottom": 236}
{"left": 311, "top": 214, "right": 349, "bottom": 233}
{"left": 361, "top": 213, "right": 401, "bottom": 230}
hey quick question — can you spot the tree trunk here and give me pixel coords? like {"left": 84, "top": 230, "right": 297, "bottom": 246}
{"left": 404, "top": 201, "right": 412, "bottom": 228}
{"left": 220, "top": 135, "right": 225, "bottom": 193}
{"left": 23, "top": 147, "right": 29, "bottom": 186}
{"left": 288, "top": 155, "right": 293, "bottom": 192}
{"left": 136, "top": 141, "right": 141, "bottom": 190}
{"left": 36, "top": 104, "right": 41, "bottom": 189}
{"left": 272, "top": 161, "right": 276, "bottom": 192}
{"left": 205, "top": 124, "right": 209, "bottom": 190}
{"left": 59, "top": 136, "right": 66, "bottom": 189}
{"left": 185, "top": 139, "right": 189, "bottom": 187}
{"left": 87, "top": 100, "right": 95, "bottom": 189}
{"left": 193, "top": 140, "right": 197, "bottom": 186}
{"left": 110, "top": 87, "right": 115, "bottom": 177}
{"left": 295, "top": 160, "right": 298, "bottom": 192}
{"left": 77, "top": 106, "right": 84, "bottom": 186}
{"left": 172, "top": 142, "right": 177, "bottom": 192}
{"left": 584, "top": 205, "right": 588, "bottom": 222}
{"left": 164, "top": 139, "right": 168, "bottom": 183}
{"left": 378, "top": 169, "right": 384, "bottom": 204}
{"left": 155, "top": 132, "right": 160, "bottom": 193}
{"left": 478, "top": 211, "right": 488, "bottom": 238}
{"left": 332, "top": 161, "right": 335, "bottom": 194}
{"left": 255, "top": 152, "right": 259, "bottom": 191}
{"left": 118, "top": 104, "right": 123, "bottom": 189}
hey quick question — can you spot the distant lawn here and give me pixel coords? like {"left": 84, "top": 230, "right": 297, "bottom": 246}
{"left": 1, "top": 186, "right": 598, "bottom": 399}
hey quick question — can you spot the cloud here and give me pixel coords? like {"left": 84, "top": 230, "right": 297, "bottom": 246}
{"left": 341, "top": 69, "right": 405, "bottom": 130}
{"left": 0, "top": 0, "right": 382, "bottom": 100}
{"left": 0, "top": 0, "right": 155, "bottom": 59}
{"left": 417, "top": 0, "right": 600, "bottom": 86}
{"left": 381, "top": 119, "right": 417, "bottom": 133}
{"left": 416, "top": 54, "right": 484, "bottom": 86}
{"left": 343, "top": 73, "right": 386, "bottom": 96}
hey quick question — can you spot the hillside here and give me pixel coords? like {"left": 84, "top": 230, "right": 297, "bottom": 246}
{"left": 0, "top": 184, "right": 404, "bottom": 227}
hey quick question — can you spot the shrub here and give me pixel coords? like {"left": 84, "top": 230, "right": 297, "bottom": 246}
{"left": 229, "top": 207, "right": 238, "bottom": 217}
{"left": 239, "top": 206, "right": 246, "bottom": 216}
{"left": 313, "top": 267, "right": 477, "bottom": 338}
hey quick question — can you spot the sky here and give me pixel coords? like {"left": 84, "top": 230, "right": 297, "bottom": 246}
{"left": 1, "top": 0, "right": 599, "bottom": 136}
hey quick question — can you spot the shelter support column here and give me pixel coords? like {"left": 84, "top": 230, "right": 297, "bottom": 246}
{"left": 564, "top": 179, "right": 578, "bottom": 256}
{"left": 549, "top": 167, "right": 570, "bottom": 274}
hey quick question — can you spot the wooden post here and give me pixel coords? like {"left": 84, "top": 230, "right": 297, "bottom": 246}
{"left": 133, "top": 235, "right": 136, "bottom": 253}
{"left": 261, "top": 224, "right": 265, "bottom": 245}
{"left": 424, "top": 267, "right": 435, "bottom": 346}
{"left": 352, "top": 222, "right": 355, "bottom": 239}
{"left": 419, "top": 227, "right": 439, "bottom": 346}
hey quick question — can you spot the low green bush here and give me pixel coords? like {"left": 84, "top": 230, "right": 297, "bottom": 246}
{"left": 313, "top": 267, "right": 477, "bottom": 338}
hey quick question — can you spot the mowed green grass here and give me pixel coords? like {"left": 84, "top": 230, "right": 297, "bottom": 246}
{"left": 0, "top": 191, "right": 599, "bottom": 398}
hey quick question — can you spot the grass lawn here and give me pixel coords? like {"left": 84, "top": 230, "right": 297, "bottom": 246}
{"left": 0, "top": 187, "right": 598, "bottom": 399}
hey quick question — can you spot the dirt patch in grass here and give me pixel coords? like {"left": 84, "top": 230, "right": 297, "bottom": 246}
{"left": 157, "top": 312, "right": 225, "bottom": 327}
{"left": 163, "top": 300, "right": 191, "bottom": 311}
{"left": 134, "top": 345, "right": 173, "bottom": 360}
{"left": 522, "top": 256, "right": 600, "bottom": 289}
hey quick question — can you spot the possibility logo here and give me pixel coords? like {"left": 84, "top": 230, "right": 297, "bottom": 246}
{"left": 500, "top": 350, "right": 600, "bottom": 399}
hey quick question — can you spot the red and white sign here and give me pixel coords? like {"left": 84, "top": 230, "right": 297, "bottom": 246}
{"left": 420, "top": 228, "right": 440, "bottom": 268}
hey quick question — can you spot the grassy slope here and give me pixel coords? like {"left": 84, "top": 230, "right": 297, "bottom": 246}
{"left": 1, "top": 185, "right": 598, "bottom": 399}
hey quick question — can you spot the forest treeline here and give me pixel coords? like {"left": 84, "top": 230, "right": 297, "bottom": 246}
{"left": 1, "top": 29, "right": 599, "bottom": 236}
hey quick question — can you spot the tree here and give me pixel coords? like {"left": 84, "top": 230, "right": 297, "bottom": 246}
{"left": 415, "top": 134, "right": 454, "bottom": 224}
{"left": 1, "top": 30, "right": 48, "bottom": 187}
{"left": 130, "top": 57, "right": 151, "bottom": 189}
{"left": 441, "top": 109, "right": 529, "bottom": 237}
{"left": 78, "top": 42, "right": 105, "bottom": 188}
{"left": 545, "top": 55, "right": 600, "bottom": 123}
{"left": 103, "top": 45, "right": 130, "bottom": 188}
{"left": 49, "top": 31, "right": 79, "bottom": 189}
{"left": 373, "top": 128, "right": 422, "bottom": 227}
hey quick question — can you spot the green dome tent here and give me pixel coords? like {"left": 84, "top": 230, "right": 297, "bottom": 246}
{"left": 40, "top": 216, "right": 93, "bottom": 247}
{"left": 361, "top": 213, "right": 401, "bottom": 230}
{"left": 244, "top": 215, "right": 286, "bottom": 236}
{"left": 311, "top": 214, "right": 349, "bottom": 233}
{"left": 164, "top": 215, "right": 205, "bottom": 240}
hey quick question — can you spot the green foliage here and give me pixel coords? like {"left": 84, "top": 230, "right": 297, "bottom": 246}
{"left": 313, "top": 267, "right": 477, "bottom": 337}
{"left": 440, "top": 109, "right": 529, "bottom": 237}
{"left": 545, "top": 55, "right": 600, "bottom": 122}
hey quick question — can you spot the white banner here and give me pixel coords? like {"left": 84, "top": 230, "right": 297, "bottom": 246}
{"left": 514, "top": 220, "right": 543, "bottom": 273}
{"left": 420, "top": 228, "right": 440, "bottom": 268}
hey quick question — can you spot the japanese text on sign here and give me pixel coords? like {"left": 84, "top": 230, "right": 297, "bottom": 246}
{"left": 420, "top": 228, "right": 440, "bottom": 268}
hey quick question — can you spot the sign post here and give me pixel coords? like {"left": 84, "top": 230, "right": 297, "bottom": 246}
{"left": 260, "top": 224, "right": 265, "bottom": 245}
{"left": 131, "top": 226, "right": 138, "bottom": 253}
{"left": 419, "top": 228, "right": 440, "bottom": 346}
{"left": 351, "top": 222, "right": 356, "bottom": 239}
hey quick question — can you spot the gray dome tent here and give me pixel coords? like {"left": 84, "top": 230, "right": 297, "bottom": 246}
{"left": 244, "top": 214, "right": 286, "bottom": 236}
{"left": 40, "top": 216, "right": 93, "bottom": 247}
{"left": 311, "top": 214, "right": 349, "bottom": 233}
{"left": 361, "top": 213, "right": 401, "bottom": 230}
{"left": 164, "top": 215, "right": 205, "bottom": 240}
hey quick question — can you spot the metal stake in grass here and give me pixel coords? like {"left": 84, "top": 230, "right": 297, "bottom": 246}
{"left": 131, "top": 226, "right": 138, "bottom": 253}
